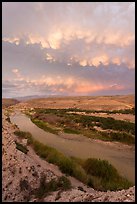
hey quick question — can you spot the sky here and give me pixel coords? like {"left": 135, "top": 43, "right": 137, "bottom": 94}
{"left": 2, "top": 2, "right": 135, "bottom": 98}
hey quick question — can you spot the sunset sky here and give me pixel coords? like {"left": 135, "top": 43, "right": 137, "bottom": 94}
{"left": 2, "top": 2, "right": 135, "bottom": 98}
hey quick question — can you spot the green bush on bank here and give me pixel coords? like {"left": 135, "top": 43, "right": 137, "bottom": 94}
{"left": 83, "top": 158, "right": 133, "bottom": 191}
{"left": 63, "top": 128, "right": 80, "bottom": 134}
{"left": 31, "top": 118, "right": 59, "bottom": 135}
{"left": 100, "top": 131, "right": 135, "bottom": 144}
{"left": 74, "top": 115, "right": 135, "bottom": 135}
{"left": 83, "top": 158, "right": 118, "bottom": 180}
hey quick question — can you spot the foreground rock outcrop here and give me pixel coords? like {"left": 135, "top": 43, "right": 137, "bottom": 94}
{"left": 2, "top": 109, "right": 135, "bottom": 202}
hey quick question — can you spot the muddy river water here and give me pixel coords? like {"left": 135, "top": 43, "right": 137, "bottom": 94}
{"left": 10, "top": 111, "right": 135, "bottom": 184}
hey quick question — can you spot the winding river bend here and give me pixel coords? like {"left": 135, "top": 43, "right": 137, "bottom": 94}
{"left": 10, "top": 111, "right": 135, "bottom": 184}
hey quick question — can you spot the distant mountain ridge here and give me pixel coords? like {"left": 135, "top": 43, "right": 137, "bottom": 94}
{"left": 14, "top": 95, "right": 44, "bottom": 101}
{"left": 14, "top": 95, "right": 68, "bottom": 101}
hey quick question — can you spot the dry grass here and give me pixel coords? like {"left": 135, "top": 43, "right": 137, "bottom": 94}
{"left": 23, "top": 95, "right": 134, "bottom": 111}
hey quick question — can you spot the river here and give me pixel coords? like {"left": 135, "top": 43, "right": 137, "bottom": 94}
{"left": 10, "top": 111, "right": 135, "bottom": 183}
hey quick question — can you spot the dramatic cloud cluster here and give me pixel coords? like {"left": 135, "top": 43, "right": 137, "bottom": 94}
{"left": 2, "top": 61, "right": 134, "bottom": 98}
{"left": 3, "top": 2, "right": 135, "bottom": 68}
{"left": 2, "top": 2, "right": 135, "bottom": 97}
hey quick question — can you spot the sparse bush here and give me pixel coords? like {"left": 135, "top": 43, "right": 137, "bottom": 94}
{"left": 100, "top": 131, "right": 135, "bottom": 144}
{"left": 35, "top": 174, "right": 48, "bottom": 198}
{"left": 72, "top": 164, "right": 87, "bottom": 183}
{"left": 35, "top": 174, "right": 71, "bottom": 199}
{"left": 83, "top": 158, "right": 118, "bottom": 180}
{"left": 63, "top": 128, "right": 80, "bottom": 134}
{"left": 58, "top": 157, "right": 75, "bottom": 175}
{"left": 14, "top": 131, "right": 33, "bottom": 144}
{"left": 57, "top": 176, "right": 71, "bottom": 190}
{"left": 20, "top": 179, "right": 30, "bottom": 191}
{"left": 98, "top": 117, "right": 135, "bottom": 135}
{"left": 83, "top": 158, "right": 132, "bottom": 191}
{"left": 87, "top": 176, "right": 94, "bottom": 187}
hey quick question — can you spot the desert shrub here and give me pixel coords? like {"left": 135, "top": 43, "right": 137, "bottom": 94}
{"left": 110, "top": 132, "right": 134, "bottom": 144}
{"left": 14, "top": 130, "right": 31, "bottom": 138}
{"left": 33, "top": 141, "right": 49, "bottom": 159}
{"left": 63, "top": 128, "right": 80, "bottom": 134}
{"left": 70, "top": 156, "right": 85, "bottom": 166}
{"left": 14, "top": 131, "right": 33, "bottom": 145}
{"left": 101, "top": 176, "right": 133, "bottom": 191}
{"left": 72, "top": 164, "right": 88, "bottom": 183}
{"left": 67, "top": 113, "right": 135, "bottom": 135}
{"left": 57, "top": 176, "right": 71, "bottom": 190}
{"left": 87, "top": 176, "right": 94, "bottom": 187}
{"left": 35, "top": 174, "right": 71, "bottom": 199}
{"left": 83, "top": 158, "right": 132, "bottom": 191}
{"left": 46, "top": 148, "right": 63, "bottom": 164}
{"left": 20, "top": 179, "right": 30, "bottom": 191}
{"left": 58, "top": 157, "right": 75, "bottom": 175}
{"left": 100, "top": 131, "right": 135, "bottom": 144}
{"left": 35, "top": 174, "right": 47, "bottom": 198}
{"left": 110, "top": 108, "right": 135, "bottom": 115}
{"left": 95, "top": 116, "right": 135, "bottom": 135}
{"left": 83, "top": 158, "right": 118, "bottom": 181}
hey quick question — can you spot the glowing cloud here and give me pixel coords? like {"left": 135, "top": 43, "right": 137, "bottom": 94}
{"left": 2, "top": 2, "right": 135, "bottom": 68}
{"left": 12, "top": 68, "right": 19, "bottom": 73}
{"left": 2, "top": 2, "right": 135, "bottom": 97}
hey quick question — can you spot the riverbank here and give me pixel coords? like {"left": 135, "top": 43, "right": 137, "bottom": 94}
{"left": 10, "top": 110, "right": 135, "bottom": 183}
{"left": 2, "top": 107, "right": 135, "bottom": 202}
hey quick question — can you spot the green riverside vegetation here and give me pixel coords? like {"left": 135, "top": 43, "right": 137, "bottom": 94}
{"left": 27, "top": 108, "right": 135, "bottom": 145}
{"left": 70, "top": 107, "right": 135, "bottom": 115}
{"left": 31, "top": 118, "right": 60, "bottom": 135}
{"left": 63, "top": 128, "right": 80, "bottom": 134}
{"left": 14, "top": 130, "right": 133, "bottom": 191}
